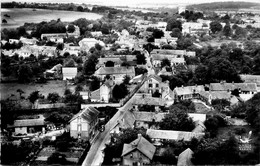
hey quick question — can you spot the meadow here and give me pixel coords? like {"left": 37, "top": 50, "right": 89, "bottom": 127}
{"left": 0, "top": 80, "right": 67, "bottom": 100}
{"left": 1, "top": 8, "right": 102, "bottom": 29}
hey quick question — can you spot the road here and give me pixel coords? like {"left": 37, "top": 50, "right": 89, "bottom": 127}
{"left": 82, "top": 90, "right": 139, "bottom": 166}
{"left": 82, "top": 50, "right": 154, "bottom": 166}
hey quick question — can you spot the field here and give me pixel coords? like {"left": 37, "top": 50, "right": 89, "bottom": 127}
{"left": 0, "top": 80, "right": 67, "bottom": 100}
{"left": 1, "top": 8, "right": 102, "bottom": 29}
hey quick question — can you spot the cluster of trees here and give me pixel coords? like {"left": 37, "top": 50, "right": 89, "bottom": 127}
{"left": 180, "top": 10, "right": 204, "bottom": 22}
{"left": 160, "top": 101, "right": 196, "bottom": 131}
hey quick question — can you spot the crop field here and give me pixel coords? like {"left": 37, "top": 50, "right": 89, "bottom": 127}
{"left": 1, "top": 8, "right": 102, "bottom": 29}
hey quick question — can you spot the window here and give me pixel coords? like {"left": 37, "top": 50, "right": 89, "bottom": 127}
{"left": 149, "top": 84, "right": 152, "bottom": 88}
{"left": 156, "top": 84, "right": 159, "bottom": 88}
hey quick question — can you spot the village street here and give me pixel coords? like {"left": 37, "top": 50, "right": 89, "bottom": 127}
{"left": 82, "top": 94, "right": 137, "bottom": 166}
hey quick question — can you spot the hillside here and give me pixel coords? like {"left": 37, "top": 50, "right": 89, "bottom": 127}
{"left": 187, "top": 1, "right": 260, "bottom": 11}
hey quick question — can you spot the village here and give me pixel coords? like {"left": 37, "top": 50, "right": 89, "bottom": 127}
{"left": 1, "top": 1, "right": 260, "bottom": 166}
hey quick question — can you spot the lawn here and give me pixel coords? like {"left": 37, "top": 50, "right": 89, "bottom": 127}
{"left": 1, "top": 8, "right": 102, "bottom": 29}
{"left": 0, "top": 80, "right": 66, "bottom": 100}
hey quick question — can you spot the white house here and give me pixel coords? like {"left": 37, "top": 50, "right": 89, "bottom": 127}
{"left": 62, "top": 67, "right": 77, "bottom": 80}
{"left": 69, "top": 107, "right": 100, "bottom": 142}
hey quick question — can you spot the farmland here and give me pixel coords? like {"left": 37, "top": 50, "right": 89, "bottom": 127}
{"left": 1, "top": 8, "right": 102, "bottom": 29}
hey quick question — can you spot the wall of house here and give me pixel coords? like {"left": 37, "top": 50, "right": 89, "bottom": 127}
{"left": 100, "top": 85, "right": 110, "bottom": 102}
{"left": 142, "top": 77, "right": 160, "bottom": 94}
{"left": 15, "top": 127, "right": 27, "bottom": 134}
{"left": 122, "top": 150, "right": 151, "bottom": 166}
{"left": 70, "top": 118, "right": 90, "bottom": 139}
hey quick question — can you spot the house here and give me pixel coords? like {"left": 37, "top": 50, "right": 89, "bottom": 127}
{"left": 240, "top": 74, "right": 260, "bottom": 87}
{"left": 146, "top": 129, "right": 205, "bottom": 145}
{"left": 192, "top": 120, "right": 206, "bottom": 133}
{"left": 78, "top": 38, "right": 105, "bottom": 52}
{"left": 20, "top": 37, "right": 38, "bottom": 45}
{"left": 187, "top": 113, "right": 206, "bottom": 123}
{"left": 173, "top": 85, "right": 205, "bottom": 102}
{"left": 94, "top": 66, "right": 135, "bottom": 83}
{"left": 111, "top": 111, "right": 136, "bottom": 134}
{"left": 121, "top": 134, "right": 156, "bottom": 166}
{"left": 138, "top": 75, "right": 172, "bottom": 101}
{"left": 132, "top": 95, "right": 165, "bottom": 112}
{"left": 177, "top": 148, "right": 194, "bottom": 166}
{"left": 41, "top": 33, "right": 67, "bottom": 43}
{"left": 44, "top": 64, "right": 63, "bottom": 79}
{"left": 198, "top": 91, "right": 239, "bottom": 105}
{"left": 96, "top": 57, "right": 123, "bottom": 68}
{"left": 91, "top": 31, "right": 103, "bottom": 37}
{"left": 62, "top": 67, "right": 77, "bottom": 80}
{"left": 209, "top": 82, "right": 257, "bottom": 94}
{"left": 151, "top": 50, "right": 186, "bottom": 67}
{"left": 154, "top": 38, "right": 168, "bottom": 48}
{"left": 134, "top": 112, "right": 166, "bottom": 129}
{"left": 69, "top": 107, "right": 100, "bottom": 142}
{"left": 7, "top": 115, "right": 46, "bottom": 135}
{"left": 81, "top": 78, "right": 114, "bottom": 102}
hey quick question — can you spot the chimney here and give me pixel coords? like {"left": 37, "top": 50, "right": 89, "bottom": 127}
{"left": 137, "top": 133, "right": 142, "bottom": 139}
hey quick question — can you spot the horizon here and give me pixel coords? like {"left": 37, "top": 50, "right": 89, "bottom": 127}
{"left": 1, "top": 0, "right": 260, "bottom": 8}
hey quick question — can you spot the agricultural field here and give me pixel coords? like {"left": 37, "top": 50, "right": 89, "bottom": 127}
{"left": 1, "top": 8, "right": 102, "bottom": 29}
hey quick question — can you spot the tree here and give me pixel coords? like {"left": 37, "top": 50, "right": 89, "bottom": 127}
{"left": 211, "top": 99, "right": 230, "bottom": 111}
{"left": 112, "top": 83, "right": 128, "bottom": 101}
{"left": 47, "top": 92, "right": 60, "bottom": 104}
{"left": 16, "top": 89, "right": 24, "bottom": 99}
{"left": 152, "top": 28, "right": 164, "bottom": 38}
{"left": 160, "top": 109, "right": 195, "bottom": 131}
{"left": 17, "top": 64, "right": 33, "bottom": 83}
{"left": 28, "top": 91, "right": 40, "bottom": 108}
{"left": 166, "top": 18, "right": 182, "bottom": 31}
{"left": 152, "top": 90, "right": 161, "bottom": 98}
{"left": 204, "top": 115, "right": 227, "bottom": 137}
{"left": 75, "top": 84, "right": 83, "bottom": 92}
{"left": 135, "top": 67, "right": 148, "bottom": 75}
{"left": 123, "top": 75, "right": 131, "bottom": 85}
{"left": 223, "top": 23, "right": 232, "bottom": 37}
{"left": 95, "top": 43, "right": 103, "bottom": 51}
{"left": 83, "top": 54, "right": 98, "bottom": 75}
{"left": 161, "top": 58, "right": 171, "bottom": 67}
{"left": 67, "top": 24, "right": 75, "bottom": 33}
{"left": 235, "top": 27, "right": 247, "bottom": 38}
{"left": 105, "top": 61, "right": 114, "bottom": 67}
{"left": 210, "top": 21, "right": 223, "bottom": 34}
{"left": 89, "top": 76, "right": 101, "bottom": 91}
{"left": 77, "top": 6, "right": 84, "bottom": 12}
{"left": 171, "top": 28, "right": 182, "bottom": 38}
{"left": 136, "top": 53, "right": 146, "bottom": 64}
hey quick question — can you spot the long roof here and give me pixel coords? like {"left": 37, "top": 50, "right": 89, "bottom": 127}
{"left": 209, "top": 83, "right": 257, "bottom": 92}
{"left": 122, "top": 135, "right": 156, "bottom": 160}
{"left": 132, "top": 96, "right": 165, "bottom": 106}
{"left": 134, "top": 112, "right": 167, "bottom": 122}
{"left": 146, "top": 129, "right": 205, "bottom": 141}
{"left": 97, "top": 57, "right": 123, "bottom": 65}
{"left": 174, "top": 85, "right": 205, "bottom": 96}
{"left": 95, "top": 66, "right": 135, "bottom": 75}
{"left": 8, "top": 115, "right": 45, "bottom": 128}
{"left": 70, "top": 107, "right": 100, "bottom": 124}
{"left": 151, "top": 49, "right": 186, "bottom": 55}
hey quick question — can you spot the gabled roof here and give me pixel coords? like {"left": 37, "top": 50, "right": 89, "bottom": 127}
{"left": 90, "top": 88, "right": 100, "bottom": 100}
{"left": 97, "top": 57, "right": 123, "bottom": 65}
{"left": 70, "top": 107, "right": 99, "bottom": 124}
{"left": 117, "top": 111, "right": 136, "bottom": 129}
{"left": 177, "top": 148, "right": 194, "bottom": 166}
{"left": 134, "top": 112, "right": 166, "bottom": 122}
{"left": 95, "top": 66, "right": 135, "bottom": 75}
{"left": 192, "top": 121, "right": 206, "bottom": 133}
{"left": 151, "top": 49, "right": 186, "bottom": 55}
{"left": 187, "top": 113, "right": 206, "bottom": 123}
{"left": 132, "top": 96, "right": 165, "bottom": 106}
{"left": 174, "top": 85, "right": 205, "bottom": 96}
{"left": 209, "top": 83, "right": 257, "bottom": 92}
{"left": 240, "top": 74, "right": 260, "bottom": 86}
{"left": 146, "top": 129, "right": 205, "bottom": 141}
{"left": 8, "top": 115, "right": 45, "bottom": 128}
{"left": 122, "top": 135, "right": 156, "bottom": 160}
{"left": 147, "top": 75, "right": 162, "bottom": 82}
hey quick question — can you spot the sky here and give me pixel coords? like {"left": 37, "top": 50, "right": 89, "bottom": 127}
{"left": 1, "top": 0, "right": 260, "bottom": 7}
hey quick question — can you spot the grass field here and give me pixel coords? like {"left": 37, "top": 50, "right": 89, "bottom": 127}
{"left": 0, "top": 80, "right": 67, "bottom": 100}
{"left": 1, "top": 8, "right": 102, "bottom": 29}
